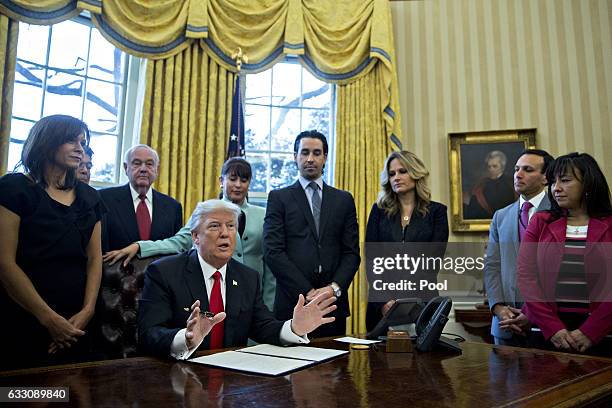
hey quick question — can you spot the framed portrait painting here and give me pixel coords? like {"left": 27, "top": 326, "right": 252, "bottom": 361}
{"left": 448, "top": 128, "right": 537, "bottom": 232}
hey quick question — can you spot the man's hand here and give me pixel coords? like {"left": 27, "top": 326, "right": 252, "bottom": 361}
{"left": 184, "top": 300, "right": 226, "bottom": 350}
{"left": 103, "top": 243, "right": 140, "bottom": 267}
{"left": 498, "top": 306, "right": 530, "bottom": 335}
{"left": 550, "top": 329, "right": 578, "bottom": 351}
{"left": 492, "top": 304, "right": 515, "bottom": 321}
{"left": 306, "top": 286, "right": 333, "bottom": 302}
{"left": 291, "top": 292, "right": 337, "bottom": 336}
{"left": 569, "top": 329, "right": 593, "bottom": 353}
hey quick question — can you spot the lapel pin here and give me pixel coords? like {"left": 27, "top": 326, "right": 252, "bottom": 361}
{"left": 233, "top": 280, "right": 238, "bottom": 286}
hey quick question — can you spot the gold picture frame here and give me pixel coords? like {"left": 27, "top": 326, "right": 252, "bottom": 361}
{"left": 448, "top": 128, "right": 537, "bottom": 232}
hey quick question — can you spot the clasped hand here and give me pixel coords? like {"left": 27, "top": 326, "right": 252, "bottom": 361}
{"left": 550, "top": 329, "right": 593, "bottom": 353}
{"left": 497, "top": 306, "right": 530, "bottom": 335}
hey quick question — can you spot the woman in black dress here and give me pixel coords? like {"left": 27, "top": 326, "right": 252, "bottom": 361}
{"left": 365, "top": 150, "right": 449, "bottom": 332}
{"left": 0, "top": 115, "right": 104, "bottom": 369}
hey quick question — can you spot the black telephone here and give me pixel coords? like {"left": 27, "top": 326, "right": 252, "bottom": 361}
{"left": 415, "top": 297, "right": 461, "bottom": 354}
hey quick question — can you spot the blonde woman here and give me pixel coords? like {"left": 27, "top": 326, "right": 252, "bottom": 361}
{"left": 365, "top": 151, "right": 449, "bottom": 331}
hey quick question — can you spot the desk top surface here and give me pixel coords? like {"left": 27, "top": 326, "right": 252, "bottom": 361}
{"left": 1, "top": 341, "right": 611, "bottom": 407}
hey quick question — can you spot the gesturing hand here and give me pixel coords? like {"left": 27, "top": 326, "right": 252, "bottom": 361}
{"left": 102, "top": 243, "right": 140, "bottom": 267}
{"left": 185, "top": 300, "right": 226, "bottom": 350}
{"left": 291, "top": 292, "right": 337, "bottom": 336}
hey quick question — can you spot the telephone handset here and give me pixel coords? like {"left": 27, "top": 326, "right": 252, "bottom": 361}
{"left": 415, "top": 296, "right": 461, "bottom": 353}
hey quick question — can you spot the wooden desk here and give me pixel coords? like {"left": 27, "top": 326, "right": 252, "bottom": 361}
{"left": 1, "top": 341, "right": 611, "bottom": 407}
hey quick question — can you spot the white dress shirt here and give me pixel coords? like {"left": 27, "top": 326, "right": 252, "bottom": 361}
{"left": 171, "top": 252, "right": 309, "bottom": 360}
{"left": 298, "top": 175, "right": 323, "bottom": 213}
{"left": 129, "top": 183, "right": 153, "bottom": 220}
{"left": 519, "top": 189, "right": 546, "bottom": 222}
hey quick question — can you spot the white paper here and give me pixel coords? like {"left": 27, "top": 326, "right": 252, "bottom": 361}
{"left": 189, "top": 351, "right": 311, "bottom": 376}
{"left": 239, "top": 344, "right": 347, "bottom": 362}
{"left": 334, "top": 336, "right": 382, "bottom": 345}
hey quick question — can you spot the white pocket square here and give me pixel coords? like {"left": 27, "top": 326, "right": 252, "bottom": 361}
{"left": 233, "top": 280, "right": 238, "bottom": 286}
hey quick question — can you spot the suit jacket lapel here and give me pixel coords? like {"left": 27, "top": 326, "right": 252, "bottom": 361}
{"left": 224, "top": 260, "right": 242, "bottom": 347}
{"left": 318, "top": 183, "right": 333, "bottom": 239}
{"left": 150, "top": 189, "right": 165, "bottom": 238}
{"left": 290, "top": 181, "right": 318, "bottom": 240}
{"left": 586, "top": 218, "right": 608, "bottom": 250}
{"left": 509, "top": 201, "right": 520, "bottom": 254}
{"left": 184, "top": 251, "right": 210, "bottom": 311}
{"left": 117, "top": 184, "right": 140, "bottom": 243}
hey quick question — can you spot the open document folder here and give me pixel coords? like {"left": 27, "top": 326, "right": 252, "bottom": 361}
{"left": 188, "top": 344, "right": 348, "bottom": 376}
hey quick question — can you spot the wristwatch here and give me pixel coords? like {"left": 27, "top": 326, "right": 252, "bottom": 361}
{"left": 330, "top": 282, "right": 342, "bottom": 297}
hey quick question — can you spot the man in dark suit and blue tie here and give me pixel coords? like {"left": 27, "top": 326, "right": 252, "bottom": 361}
{"left": 484, "top": 149, "right": 554, "bottom": 346}
{"left": 137, "top": 199, "right": 337, "bottom": 358}
{"left": 264, "top": 130, "right": 360, "bottom": 336}
{"left": 100, "top": 144, "right": 183, "bottom": 254}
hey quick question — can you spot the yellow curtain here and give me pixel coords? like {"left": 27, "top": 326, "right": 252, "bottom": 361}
{"left": 139, "top": 43, "right": 235, "bottom": 221}
{"left": 336, "top": 63, "right": 393, "bottom": 335}
{"left": 0, "top": 14, "right": 18, "bottom": 175}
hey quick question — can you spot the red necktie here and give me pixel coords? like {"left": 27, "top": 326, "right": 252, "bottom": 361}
{"left": 136, "top": 195, "right": 151, "bottom": 240}
{"left": 519, "top": 201, "right": 533, "bottom": 241}
{"left": 209, "top": 271, "right": 225, "bottom": 349}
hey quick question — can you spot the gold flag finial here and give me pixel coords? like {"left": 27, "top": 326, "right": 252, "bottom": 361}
{"left": 231, "top": 47, "right": 249, "bottom": 72}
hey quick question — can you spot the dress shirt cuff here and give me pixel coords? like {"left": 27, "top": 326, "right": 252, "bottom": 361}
{"left": 170, "top": 328, "right": 203, "bottom": 360}
{"left": 279, "top": 320, "right": 310, "bottom": 345}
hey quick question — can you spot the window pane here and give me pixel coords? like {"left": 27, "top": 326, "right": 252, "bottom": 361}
{"left": 12, "top": 62, "right": 44, "bottom": 120}
{"left": 271, "top": 63, "right": 301, "bottom": 106}
{"left": 245, "top": 105, "right": 270, "bottom": 151}
{"left": 48, "top": 20, "right": 89, "bottom": 74}
{"left": 270, "top": 153, "right": 297, "bottom": 190}
{"left": 89, "top": 134, "right": 117, "bottom": 183}
{"left": 10, "top": 118, "right": 34, "bottom": 142}
{"left": 7, "top": 142, "right": 24, "bottom": 172}
{"left": 271, "top": 107, "right": 300, "bottom": 152}
{"left": 245, "top": 70, "right": 271, "bottom": 105}
{"left": 247, "top": 153, "right": 268, "bottom": 193}
{"left": 88, "top": 30, "right": 125, "bottom": 83}
{"left": 43, "top": 70, "right": 84, "bottom": 118}
{"left": 302, "top": 74, "right": 331, "bottom": 109}
{"left": 84, "top": 79, "right": 122, "bottom": 134}
{"left": 16, "top": 24, "right": 49, "bottom": 65}
{"left": 302, "top": 109, "right": 330, "bottom": 136}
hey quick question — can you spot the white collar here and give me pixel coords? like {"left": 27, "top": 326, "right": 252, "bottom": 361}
{"left": 298, "top": 176, "right": 323, "bottom": 191}
{"left": 519, "top": 189, "right": 546, "bottom": 209}
{"left": 196, "top": 252, "right": 227, "bottom": 281}
{"left": 129, "top": 183, "right": 153, "bottom": 203}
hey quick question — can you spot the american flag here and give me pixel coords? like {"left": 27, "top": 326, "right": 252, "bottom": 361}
{"left": 226, "top": 75, "right": 245, "bottom": 159}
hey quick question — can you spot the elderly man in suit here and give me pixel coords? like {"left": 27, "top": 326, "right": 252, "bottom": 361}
{"left": 484, "top": 149, "right": 554, "bottom": 346}
{"left": 264, "top": 130, "right": 360, "bottom": 337}
{"left": 100, "top": 144, "right": 183, "bottom": 253}
{"left": 137, "top": 199, "right": 336, "bottom": 358}
{"left": 103, "top": 157, "right": 276, "bottom": 311}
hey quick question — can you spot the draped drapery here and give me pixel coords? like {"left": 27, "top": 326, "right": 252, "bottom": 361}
{"left": 140, "top": 44, "right": 235, "bottom": 220}
{"left": 0, "top": 0, "right": 403, "bottom": 333}
{"left": 0, "top": 14, "right": 17, "bottom": 175}
{"left": 336, "top": 63, "right": 393, "bottom": 335}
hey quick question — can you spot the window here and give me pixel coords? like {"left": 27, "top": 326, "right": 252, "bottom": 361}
{"left": 8, "top": 17, "right": 132, "bottom": 184}
{"left": 244, "top": 59, "right": 335, "bottom": 197}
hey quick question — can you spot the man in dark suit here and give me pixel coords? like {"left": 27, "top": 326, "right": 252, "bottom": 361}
{"left": 100, "top": 144, "right": 183, "bottom": 253}
{"left": 137, "top": 199, "right": 337, "bottom": 359}
{"left": 264, "top": 130, "right": 360, "bottom": 336}
{"left": 484, "top": 149, "right": 554, "bottom": 346}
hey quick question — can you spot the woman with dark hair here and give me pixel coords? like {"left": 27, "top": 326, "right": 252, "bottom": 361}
{"left": 0, "top": 115, "right": 104, "bottom": 369}
{"left": 518, "top": 152, "right": 612, "bottom": 356}
{"left": 104, "top": 157, "right": 276, "bottom": 311}
{"left": 365, "top": 151, "right": 449, "bottom": 332}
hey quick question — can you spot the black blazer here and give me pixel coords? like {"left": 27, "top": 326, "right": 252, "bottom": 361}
{"left": 264, "top": 181, "right": 360, "bottom": 320}
{"left": 137, "top": 250, "right": 284, "bottom": 358}
{"left": 100, "top": 184, "right": 182, "bottom": 252}
{"left": 365, "top": 201, "right": 449, "bottom": 243}
{"left": 365, "top": 201, "right": 449, "bottom": 331}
